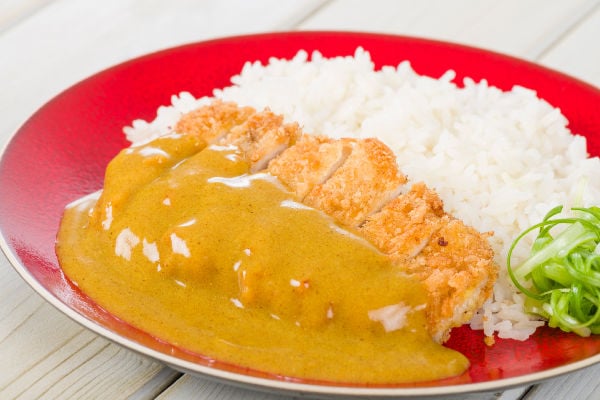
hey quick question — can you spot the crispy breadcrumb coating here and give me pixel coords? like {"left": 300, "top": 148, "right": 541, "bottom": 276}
{"left": 360, "top": 182, "right": 444, "bottom": 260}
{"left": 222, "top": 108, "right": 301, "bottom": 172}
{"left": 175, "top": 100, "right": 498, "bottom": 342}
{"left": 268, "top": 134, "right": 352, "bottom": 200}
{"left": 361, "top": 183, "right": 497, "bottom": 342}
{"left": 303, "top": 138, "right": 407, "bottom": 227}
{"left": 175, "top": 100, "right": 255, "bottom": 143}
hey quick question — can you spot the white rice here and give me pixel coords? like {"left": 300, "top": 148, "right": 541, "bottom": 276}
{"left": 123, "top": 48, "right": 600, "bottom": 341}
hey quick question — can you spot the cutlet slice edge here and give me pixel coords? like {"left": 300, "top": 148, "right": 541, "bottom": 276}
{"left": 303, "top": 138, "right": 408, "bottom": 227}
{"left": 221, "top": 108, "right": 302, "bottom": 172}
{"left": 175, "top": 100, "right": 257, "bottom": 144}
{"left": 267, "top": 135, "right": 353, "bottom": 200}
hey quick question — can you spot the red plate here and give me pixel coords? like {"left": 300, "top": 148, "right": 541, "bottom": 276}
{"left": 1, "top": 31, "right": 600, "bottom": 397}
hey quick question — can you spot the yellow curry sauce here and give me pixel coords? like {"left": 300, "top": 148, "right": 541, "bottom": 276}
{"left": 56, "top": 132, "right": 469, "bottom": 383}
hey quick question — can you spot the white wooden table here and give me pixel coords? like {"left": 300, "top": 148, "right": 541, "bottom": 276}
{"left": 1, "top": 1, "right": 599, "bottom": 399}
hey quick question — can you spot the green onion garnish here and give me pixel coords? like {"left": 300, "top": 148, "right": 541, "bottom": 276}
{"left": 507, "top": 205, "right": 600, "bottom": 336}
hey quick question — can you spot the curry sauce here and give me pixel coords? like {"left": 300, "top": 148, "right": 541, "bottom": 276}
{"left": 56, "top": 133, "right": 469, "bottom": 383}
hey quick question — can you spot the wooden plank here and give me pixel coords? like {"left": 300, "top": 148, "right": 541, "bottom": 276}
{"left": 0, "top": 286, "right": 165, "bottom": 398}
{"left": 157, "top": 374, "right": 528, "bottom": 400}
{"left": 128, "top": 368, "right": 183, "bottom": 400}
{"left": 0, "top": 260, "right": 166, "bottom": 399}
{"left": 499, "top": 386, "right": 530, "bottom": 400}
{"left": 524, "top": 363, "right": 600, "bottom": 400}
{"left": 0, "top": 0, "right": 54, "bottom": 34}
{"left": 539, "top": 4, "right": 600, "bottom": 87}
{"left": 0, "top": 0, "right": 325, "bottom": 144}
{"left": 298, "top": 0, "right": 597, "bottom": 60}
{"left": 156, "top": 375, "right": 290, "bottom": 400}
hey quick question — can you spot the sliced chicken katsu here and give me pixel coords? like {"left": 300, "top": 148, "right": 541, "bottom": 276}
{"left": 302, "top": 138, "right": 407, "bottom": 227}
{"left": 361, "top": 183, "right": 496, "bottom": 342}
{"left": 177, "top": 101, "right": 300, "bottom": 171}
{"left": 175, "top": 100, "right": 256, "bottom": 143}
{"left": 410, "top": 218, "right": 496, "bottom": 343}
{"left": 175, "top": 100, "right": 497, "bottom": 342}
{"left": 360, "top": 182, "right": 444, "bottom": 260}
{"left": 220, "top": 108, "right": 301, "bottom": 172}
{"left": 268, "top": 134, "right": 353, "bottom": 200}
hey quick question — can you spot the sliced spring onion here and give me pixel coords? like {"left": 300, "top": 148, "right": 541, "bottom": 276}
{"left": 507, "top": 205, "right": 600, "bottom": 336}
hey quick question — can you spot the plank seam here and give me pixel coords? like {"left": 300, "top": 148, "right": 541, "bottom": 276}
{"left": 0, "top": 300, "right": 45, "bottom": 347}
{"left": 284, "top": 0, "right": 334, "bottom": 29}
{"left": 2, "top": 328, "right": 89, "bottom": 398}
{"left": 533, "top": 0, "right": 600, "bottom": 60}
{"left": 126, "top": 367, "right": 183, "bottom": 400}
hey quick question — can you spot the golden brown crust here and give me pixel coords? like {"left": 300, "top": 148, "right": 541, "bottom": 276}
{"left": 268, "top": 134, "right": 352, "bottom": 200}
{"left": 222, "top": 108, "right": 301, "bottom": 172}
{"left": 408, "top": 218, "right": 496, "bottom": 342}
{"left": 360, "top": 182, "right": 444, "bottom": 260}
{"left": 175, "top": 100, "right": 256, "bottom": 142}
{"left": 303, "top": 138, "right": 408, "bottom": 227}
{"left": 361, "top": 183, "right": 497, "bottom": 342}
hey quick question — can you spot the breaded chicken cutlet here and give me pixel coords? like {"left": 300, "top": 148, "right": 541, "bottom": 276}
{"left": 175, "top": 100, "right": 498, "bottom": 343}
